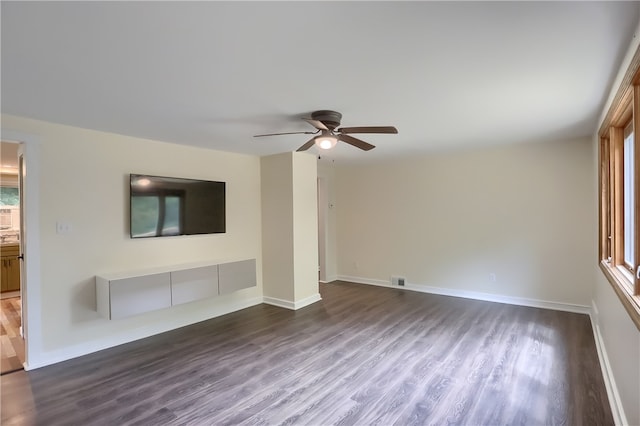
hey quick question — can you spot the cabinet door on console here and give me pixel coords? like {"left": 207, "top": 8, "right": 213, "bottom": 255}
{"left": 218, "top": 259, "right": 257, "bottom": 295}
{"left": 171, "top": 265, "right": 219, "bottom": 305}
{"left": 110, "top": 272, "right": 171, "bottom": 320}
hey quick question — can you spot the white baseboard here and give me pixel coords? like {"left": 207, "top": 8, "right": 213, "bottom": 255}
{"left": 336, "top": 275, "right": 389, "bottom": 288}
{"left": 263, "top": 296, "right": 295, "bottom": 309}
{"left": 24, "top": 296, "right": 264, "bottom": 371}
{"left": 263, "top": 293, "right": 322, "bottom": 310}
{"left": 336, "top": 275, "right": 591, "bottom": 314}
{"left": 295, "top": 293, "right": 322, "bottom": 309}
{"left": 590, "top": 300, "right": 627, "bottom": 426}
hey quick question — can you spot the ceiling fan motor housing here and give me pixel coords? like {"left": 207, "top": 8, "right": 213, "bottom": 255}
{"left": 311, "top": 110, "right": 342, "bottom": 130}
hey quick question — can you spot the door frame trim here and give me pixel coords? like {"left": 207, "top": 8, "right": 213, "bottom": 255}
{"left": 3, "top": 130, "right": 42, "bottom": 369}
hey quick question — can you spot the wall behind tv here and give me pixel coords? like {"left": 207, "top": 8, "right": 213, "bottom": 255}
{"left": 2, "top": 114, "right": 262, "bottom": 367}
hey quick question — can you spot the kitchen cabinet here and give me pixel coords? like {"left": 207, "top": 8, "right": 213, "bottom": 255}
{"left": 1, "top": 244, "right": 20, "bottom": 292}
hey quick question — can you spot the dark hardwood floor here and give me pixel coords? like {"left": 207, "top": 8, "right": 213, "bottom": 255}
{"left": 1, "top": 281, "right": 612, "bottom": 425}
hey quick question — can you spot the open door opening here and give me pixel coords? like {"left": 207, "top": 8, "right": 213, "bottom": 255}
{"left": 318, "top": 177, "right": 328, "bottom": 283}
{"left": 0, "top": 141, "right": 25, "bottom": 374}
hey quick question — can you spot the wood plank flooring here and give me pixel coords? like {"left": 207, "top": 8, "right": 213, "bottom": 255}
{"left": 1, "top": 296, "right": 24, "bottom": 375}
{"left": 1, "top": 282, "right": 613, "bottom": 425}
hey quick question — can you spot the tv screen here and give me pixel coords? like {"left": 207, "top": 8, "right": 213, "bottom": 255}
{"left": 130, "top": 174, "right": 225, "bottom": 238}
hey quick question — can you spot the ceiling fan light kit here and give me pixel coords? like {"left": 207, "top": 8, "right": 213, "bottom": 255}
{"left": 254, "top": 110, "right": 398, "bottom": 153}
{"left": 315, "top": 132, "right": 338, "bottom": 150}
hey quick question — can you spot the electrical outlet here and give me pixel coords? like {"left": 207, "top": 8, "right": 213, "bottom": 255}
{"left": 56, "top": 221, "right": 73, "bottom": 234}
{"left": 391, "top": 276, "right": 406, "bottom": 286}
{"left": 489, "top": 273, "right": 497, "bottom": 283}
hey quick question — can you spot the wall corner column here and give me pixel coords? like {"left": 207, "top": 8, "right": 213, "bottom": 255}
{"left": 261, "top": 152, "right": 320, "bottom": 309}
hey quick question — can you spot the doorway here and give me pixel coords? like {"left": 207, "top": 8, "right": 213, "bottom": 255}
{"left": 317, "top": 177, "right": 328, "bottom": 283}
{"left": 0, "top": 141, "right": 25, "bottom": 374}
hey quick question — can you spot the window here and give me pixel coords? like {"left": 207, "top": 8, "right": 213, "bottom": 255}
{"left": 0, "top": 187, "right": 19, "bottom": 206}
{"left": 623, "top": 121, "right": 635, "bottom": 269}
{"left": 598, "top": 51, "right": 640, "bottom": 330}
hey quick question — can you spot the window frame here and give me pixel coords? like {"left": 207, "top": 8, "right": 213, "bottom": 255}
{"left": 598, "top": 47, "right": 640, "bottom": 331}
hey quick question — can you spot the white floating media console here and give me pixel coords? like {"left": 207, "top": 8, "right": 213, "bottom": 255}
{"left": 96, "top": 259, "right": 256, "bottom": 320}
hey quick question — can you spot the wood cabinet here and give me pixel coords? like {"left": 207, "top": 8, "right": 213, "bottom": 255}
{"left": 1, "top": 244, "right": 20, "bottom": 293}
{"left": 96, "top": 259, "right": 256, "bottom": 320}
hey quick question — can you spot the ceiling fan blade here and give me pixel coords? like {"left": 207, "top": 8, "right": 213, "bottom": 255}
{"left": 339, "top": 134, "right": 375, "bottom": 151}
{"left": 337, "top": 126, "right": 398, "bottom": 134}
{"left": 296, "top": 137, "right": 316, "bottom": 152}
{"left": 254, "top": 131, "right": 317, "bottom": 137}
{"left": 303, "top": 118, "right": 329, "bottom": 131}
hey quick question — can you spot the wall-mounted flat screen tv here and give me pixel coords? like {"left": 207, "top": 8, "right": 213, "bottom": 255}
{"left": 130, "top": 174, "right": 225, "bottom": 238}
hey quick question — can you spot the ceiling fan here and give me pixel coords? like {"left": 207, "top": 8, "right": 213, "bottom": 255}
{"left": 254, "top": 110, "right": 398, "bottom": 152}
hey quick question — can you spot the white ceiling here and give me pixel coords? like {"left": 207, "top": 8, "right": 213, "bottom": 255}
{"left": 2, "top": 1, "right": 639, "bottom": 164}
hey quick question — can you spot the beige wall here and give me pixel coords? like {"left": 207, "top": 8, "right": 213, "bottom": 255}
{"left": 292, "top": 153, "right": 319, "bottom": 301}
{"left": 335, "top": 138, "right": 595, "bottom": 306}
{"left": 261, "top": 153, "right": 295, "bottom": 302}
{"left": 3, "top": 114, "right": 263, "bottom": 365}
{"left": 261, "top": 152, "right": 319, "bottom": 305}
{"left": 592, "top": 273, "right": 640, "bottom": 425}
